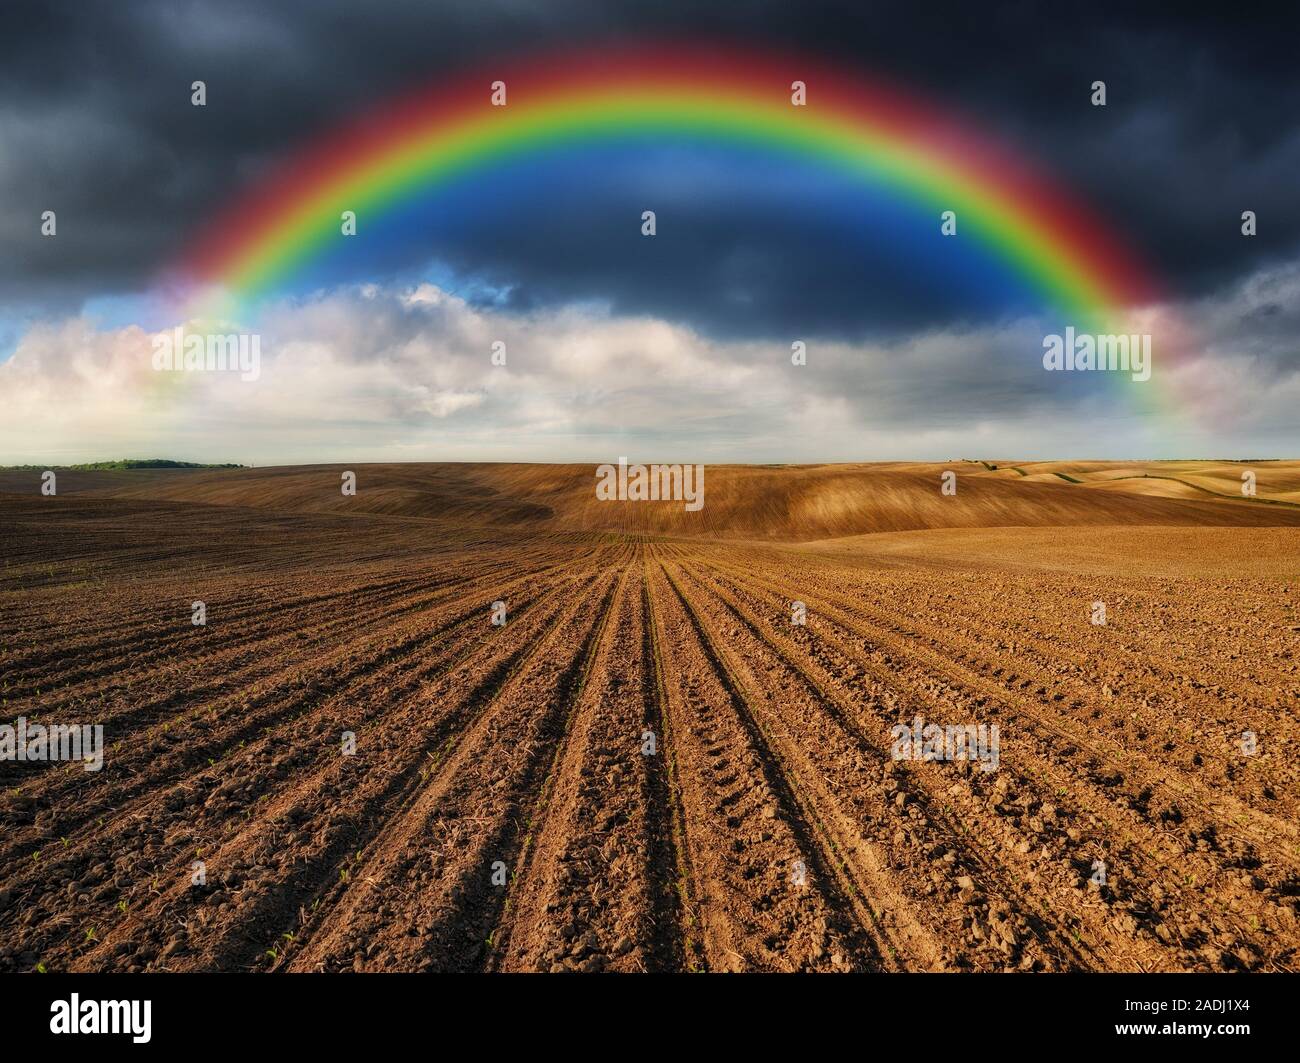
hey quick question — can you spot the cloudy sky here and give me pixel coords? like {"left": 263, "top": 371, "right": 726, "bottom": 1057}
{"left": 2, "top": 0, "right": 1298, "bottom": 464}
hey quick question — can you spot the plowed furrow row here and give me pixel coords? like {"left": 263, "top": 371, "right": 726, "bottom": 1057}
{"left": 486, "top": 568, "right": 647, "bottom": 970}
{"left": 281, "top": 562, "right": 624, "bottom": 972}
{"left": 862, "top": 575, "right": 1300, "bottom": 709}
{"left": 40, "top": 556, "right": 619, "bottom": 972}
{"left": 0, "top": 549, "right": 589, "bottom": 814}
{"left": 664, "top": 558, "right": 957, "bottom": 971}
{"left": 784, "top": 567, "right": 1300, "bottom": 823}
{"left": 0, "top": 564, "right": 591, "bottom": 896}
{"left": 637, "top": 559, "right": 698, "bottom": 970}
{"left": 491, "top": 559, "right": 686, "bottom": 972}
{"left": 699, "top": 558, "right": 1295, "bottom": 971}
{"left": 761, "top": 563, "right": 1300, "bottom": 878}
{"left": 675, "top": 558, "right": 1109, "bottom": 971}
{"left": 0, "top": 545, "right": 586, "bottom": 713}
{"left": 0, "top": 570, "right": 448, "bottom": 694}
{"left": 649, "top": 557, "right": 885, "bottom": 971}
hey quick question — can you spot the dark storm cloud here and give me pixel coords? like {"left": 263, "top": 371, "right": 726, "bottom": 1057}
{"left": 2, "top": 0, "right": 1298, "bottom": 335}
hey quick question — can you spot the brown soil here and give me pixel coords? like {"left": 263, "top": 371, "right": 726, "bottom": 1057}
{"left": 4, "top": 459, "right": 1299, "bottom": 540}
{"left": 1, "top": 464, "right": 1298, "bottom": 972}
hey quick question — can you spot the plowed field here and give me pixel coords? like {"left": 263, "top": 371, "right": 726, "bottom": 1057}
{"left": 3, "top": 469, "right": 1299, "bottom": 972}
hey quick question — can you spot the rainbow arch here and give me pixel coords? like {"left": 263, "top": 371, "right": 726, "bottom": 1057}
{"left": 166, "top": 43, "right": 1172, "bottom": 360}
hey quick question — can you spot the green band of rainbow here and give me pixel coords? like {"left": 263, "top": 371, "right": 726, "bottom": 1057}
{"left": 169, "top": 42, "right": 1181, "bottom": 420}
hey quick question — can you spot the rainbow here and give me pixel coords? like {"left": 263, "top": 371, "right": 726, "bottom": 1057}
{"left": 166, "top": 43, "right": 1175, "bottom": 367}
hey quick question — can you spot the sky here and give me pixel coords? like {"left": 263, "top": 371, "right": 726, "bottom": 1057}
{"left": 2, "top": 0, "right": 1298, "bottom": 464}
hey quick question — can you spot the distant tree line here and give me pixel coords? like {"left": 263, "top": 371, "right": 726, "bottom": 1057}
{"left": 0, "top": 459, "right": 244, "bottom": 470}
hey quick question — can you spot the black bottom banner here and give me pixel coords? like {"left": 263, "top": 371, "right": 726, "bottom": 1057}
{"left": 2, "top": 972, "right": 1289, "bottom": 1052}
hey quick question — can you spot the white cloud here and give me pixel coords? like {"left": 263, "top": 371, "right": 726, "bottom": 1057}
{"left": 2, "top": 265, "right": 1297, "bottom": 465}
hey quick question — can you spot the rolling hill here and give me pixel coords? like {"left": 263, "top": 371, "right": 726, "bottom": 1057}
{"left": 3, "top": 460, "right": 1300, "bottom": 540}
